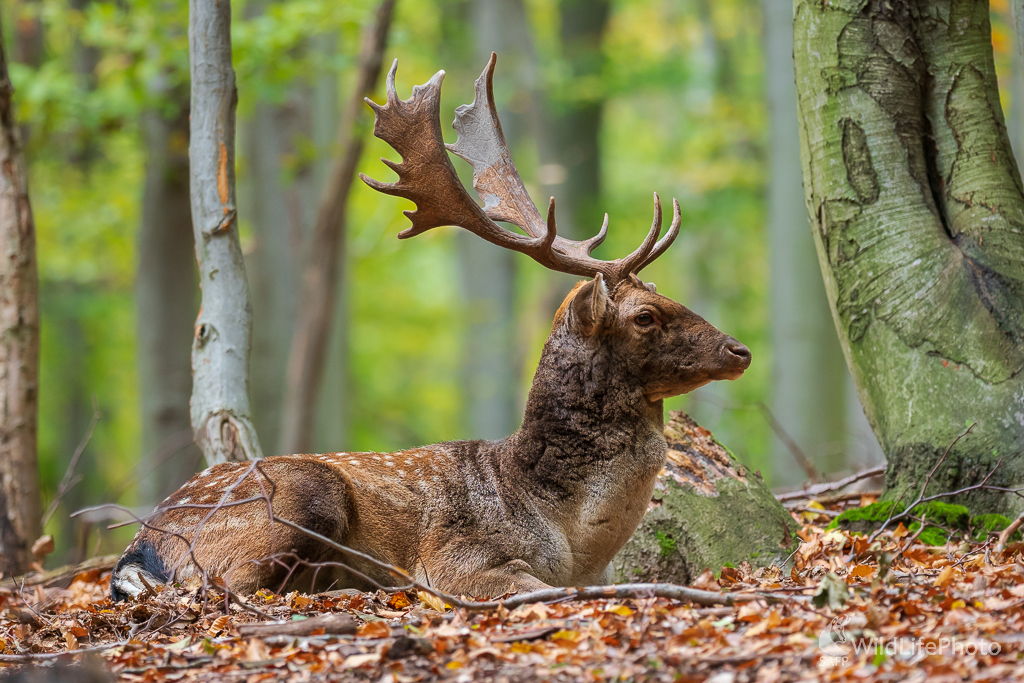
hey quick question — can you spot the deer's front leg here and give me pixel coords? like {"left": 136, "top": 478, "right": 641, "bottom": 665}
{"left": 434, "top": 559, "right": 551, "bottom": 598}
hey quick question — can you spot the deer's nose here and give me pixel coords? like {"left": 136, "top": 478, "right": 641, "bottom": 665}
{"left": 723, "top": 338, "right": 751, "bottom": 367}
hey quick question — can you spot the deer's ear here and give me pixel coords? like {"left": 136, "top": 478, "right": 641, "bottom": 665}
{"left": 568, "top": 273, "right": 612, "bottom": 337}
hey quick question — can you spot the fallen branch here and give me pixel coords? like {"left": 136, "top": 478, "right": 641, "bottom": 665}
{"left": 237, "top": 612, "right": 358, "bottom": 637}
{"left": 777, "top": 466, "right": 886, "bottom": 503}
{"left": 0, "top": 640, "right": 128, "bottom": 662}
{"left": 0, "top": 554, "right": 119, "bottom": 590}
{"left": 996, "top": 509, "right": 1024, "bottom": 553}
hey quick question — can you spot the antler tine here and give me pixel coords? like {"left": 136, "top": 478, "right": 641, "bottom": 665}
{"left": 635, "top": 198, "right": 681, "bottom": 274}
{"left": 612, "top": 193, "right": 664, "bottom": 280}
{"left": 580, "top": 213, "right": 610, "bottom": 255}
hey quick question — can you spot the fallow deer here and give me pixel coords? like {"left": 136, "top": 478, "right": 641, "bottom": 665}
{"left": 111, "top": 54, "right": 751, "bottom": 601}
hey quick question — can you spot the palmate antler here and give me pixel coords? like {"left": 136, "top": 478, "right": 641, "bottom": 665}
{"left": 359, "top": 53, "right": 680, "bottom": 285}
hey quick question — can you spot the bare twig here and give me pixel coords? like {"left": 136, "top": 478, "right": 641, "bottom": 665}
{"left": 42, "top": 402, "right": 101, "bottom": 526}
{"left": 758, "top": 402, "right": 819, "bottom": 484}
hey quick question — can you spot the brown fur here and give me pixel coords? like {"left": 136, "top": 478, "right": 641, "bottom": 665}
{"left": 111, "top": 277, "right": 750, "bottom": 599}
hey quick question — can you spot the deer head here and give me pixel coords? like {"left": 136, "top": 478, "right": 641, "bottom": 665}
{"left": 361, "top": 54, "right": 750, "bottom": 411}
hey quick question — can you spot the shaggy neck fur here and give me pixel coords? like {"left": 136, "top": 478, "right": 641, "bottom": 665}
{"left": 503, "top": 321, "right": 666, "bottom": 503}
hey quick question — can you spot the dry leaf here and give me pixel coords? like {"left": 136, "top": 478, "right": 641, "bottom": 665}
{"left": 387, "top": 591, "right": 411, "bottom": 610}
{"left": 692, "top": 569, "right": 722, "bottom": 592}
{"left": 63, "top": 630, "right": 78, "bottom": 651}
{"left": 604, "top": 604, "right": 633, "bottom": 617}
{"left": 244, "top": 638, "right": 271, "bottom": 662}
{"left": 934, "top": 565, "right": 956, "bottom": 589}
{"left": 207, "top": 615, "right": 230, "bottom": 637}
{"left": 356, "top": 619, "right": 391, "bottom": 639}
{"left": 418, "top": 590, "right": 447, "bottom": 612}
{"left": 342, "top": 653, "right": 379, "bottom": 669}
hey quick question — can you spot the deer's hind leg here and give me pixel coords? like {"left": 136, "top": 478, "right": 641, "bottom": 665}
{"left": 113, "top": 458, "right": 353, "bottom": 600}
{"left": 220, "top": 458, "right": 355, "bottom": 595}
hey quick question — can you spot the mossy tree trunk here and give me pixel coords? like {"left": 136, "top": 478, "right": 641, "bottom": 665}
{"left": 613, "top": 412, "right": 795, "bottom": 584}
{"left": 793, "top": 0, "right": 1024, "bottom": 515}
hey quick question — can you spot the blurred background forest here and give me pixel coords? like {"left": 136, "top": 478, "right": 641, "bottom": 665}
{"left": 3, "top": 0, "right": 1022, "bottom": 565}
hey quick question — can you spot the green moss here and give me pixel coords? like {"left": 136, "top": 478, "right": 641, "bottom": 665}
{"left": 912, "top": 502, "right": 969, "bottom": 529}
{"left": 972, "top": 514, "right": 1022, "bottom": 542}
{"left": 907, "top": 522, "right": 950, "bottom": 546}
{"left": 655, "top": 531, "right": 677, "bottom": 558}
{"left": 829, "top": 501, "right": 905, "bottom": 532}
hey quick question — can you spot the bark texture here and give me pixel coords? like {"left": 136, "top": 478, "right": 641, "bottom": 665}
{"left": 188, "top": 0, "right": 263, "bottom": 464}
{"left": 137, "top": 99, "right": 202, "bottom": 503}
{"left": 612, "top": 412, "right": 794, "bottom": 584}
{"left": 0, "top": 25, "right": 42, "bottom": 577}
{"left": 278, "top": 0, "right": 396, "bottom": 455}
{"left": 763, "top": 0, "right": 851, "bottom": 486}
{"left": 793, "top": 0, "right": 1024, "bottom": 513}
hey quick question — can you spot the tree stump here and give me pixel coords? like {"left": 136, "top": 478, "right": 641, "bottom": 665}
{"left": 612, "top": 411, "right": 795, "bottom": 584}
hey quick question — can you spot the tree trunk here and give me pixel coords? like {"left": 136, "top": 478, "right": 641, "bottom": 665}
{"left": 453, "top": 0, "right": 536, "bottom": 441}
{"left": 793, "top": 0, "right": 1024, "bottom": 514}
{"left": 0, "top": 24, "right": 42, "bottom": 577}
{"left": 278, "top": 0, "right": 396, "bottom": 455}
{"left": 245, "top": 86, "right": 313, "bottom": 456}
{"left": 137, "top": 98, "right": 202, "bottom": 503}
{"left": 612, "top": 411, "right": 795, "bottom": 583}
{"left": 188, "top": 0, "right": 263, "bottom": 464}
{"left": 763, "top": 0, "right": 850, "bottom": 487}
{"left": 541, "top": 0, "right": 610, "bottom": 241}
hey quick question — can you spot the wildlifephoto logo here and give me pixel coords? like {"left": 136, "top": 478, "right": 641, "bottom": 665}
{"left": 817, "top": 614, "right": 851, "bottom": 656}
{"left": 816, "top": 618, "right": 1002, "bottom": 667}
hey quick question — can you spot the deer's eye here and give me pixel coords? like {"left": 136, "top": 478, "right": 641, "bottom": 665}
{"left": 635, "top": 312, "right": 655, "bottom": 327}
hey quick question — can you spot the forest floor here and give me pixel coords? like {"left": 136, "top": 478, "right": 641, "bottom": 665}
{"left": 1, "top": 501, "right": 1023, "bottom": 683}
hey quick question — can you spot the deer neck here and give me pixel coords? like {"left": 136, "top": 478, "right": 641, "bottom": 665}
{"left": 506, "top": 331, "right": 667, "bottom": 502}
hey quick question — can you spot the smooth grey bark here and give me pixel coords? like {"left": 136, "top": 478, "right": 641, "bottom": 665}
{"left": 278, "top": 0, "right": 396, "bottom": 455}
{"left": 137, "top": 98, "right": 202, "bottom": 503}
{"left": 455, "top": 0, "right": 534, "bottom": 440}
{"left": 188, "top": 0, "right": 263, "bottom": 464}
{"left": 794, "top": 0, "right": 1024, "bottom": 514}
{"left": 762, "top": 0, "right": 850, "bottom": 486}
{"left": 0, "top": 23, "right": 41, "bottom": 577}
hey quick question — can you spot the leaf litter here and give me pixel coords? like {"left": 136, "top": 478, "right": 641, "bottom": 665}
{"left": 1, "top": 503, "right": 1023, "bottom": 682}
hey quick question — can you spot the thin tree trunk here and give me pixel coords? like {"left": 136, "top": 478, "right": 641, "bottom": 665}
{"left": 245, "top": 85, "right": 313, "bottom": 455}
{"left": 541, "top": 0, "right": 610, "bottom": 241}
{"left": 794, "top": 0, "right": 1024, "bottom": 514}
{"left": 278, "top": 0, "right": 396, "bottom": 456}
{"left": 137, "top": 98, "right": 202, "bottom": 502}
{"left": 455, "top": 0, "right": 536, "bottom": 441}
{"left": 188, "top": 0, "right": 263, "bottom": 464}
{"left": 762, "top": 0, "right": 849, "bottom": 486}
{"left": 0, "top": 22, "right": 41, "bottom": 577}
